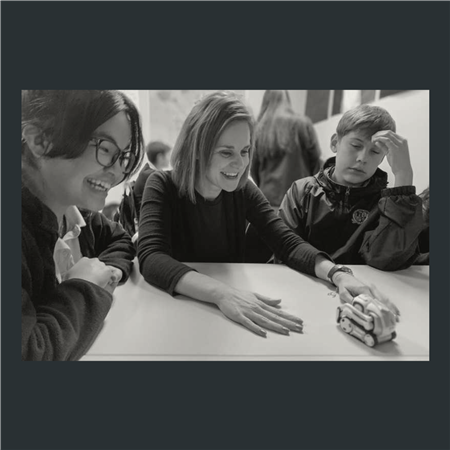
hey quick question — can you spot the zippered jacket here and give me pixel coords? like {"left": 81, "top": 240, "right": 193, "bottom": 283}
{"left": 278, "top": 157, "right": 423, "bottom": 270}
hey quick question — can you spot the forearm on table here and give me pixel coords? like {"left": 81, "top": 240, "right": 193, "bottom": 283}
{"left": 174, "top": 270, "right": 230, "bottom": 306}
{"left": 314, "top": 254, "right": 335, "bottom": 284}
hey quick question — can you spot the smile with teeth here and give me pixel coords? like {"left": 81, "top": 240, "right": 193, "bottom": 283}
{"left": 221, "top": 171, "right": 239, "bottom": 179}
{"left": 86, "top": 178, "right": 112, "bottom": 192}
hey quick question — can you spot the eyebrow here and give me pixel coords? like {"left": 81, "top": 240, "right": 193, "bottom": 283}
{"left": 216, "top": 144, "right": 250, "bottom": 150}
{"left": 93, "top": 131, "right": 131, "bottom": 151}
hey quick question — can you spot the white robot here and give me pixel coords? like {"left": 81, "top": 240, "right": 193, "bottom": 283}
{"left": 336, "top": 294, "right": 398, "bottom": 347}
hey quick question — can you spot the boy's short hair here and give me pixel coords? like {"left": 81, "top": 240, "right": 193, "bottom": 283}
{"left": 336, "top": 104, "right": 396, "bottom": 139}
{"left": 145, "top": 141, "right": 171, "bottom": 165}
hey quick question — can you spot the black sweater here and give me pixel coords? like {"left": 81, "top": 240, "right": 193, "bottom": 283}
{"left": 137, "top": 171, "right": 327, "bottom": 295}
{"left": 22, "top": 186, "right": 135, "bottom": 361}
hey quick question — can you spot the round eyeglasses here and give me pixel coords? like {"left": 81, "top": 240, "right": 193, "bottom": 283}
{"left": 90, "top": 137, "right": 136, "bottom": 174}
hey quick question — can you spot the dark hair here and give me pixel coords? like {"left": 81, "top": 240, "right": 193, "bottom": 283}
{"left": 21, "top": 90, "right": 144, "bottom": 179}
{"left": 336, "top": 104, "right": 396, "bottom": 139}
{"left": 255, "top": 90, "right": 306, "bottom": 159}
{"left": 171, "top": 91, "right": 254, "bottom": 203}
{"left": 145, "top": 141, "right": 171, "bottom": 165}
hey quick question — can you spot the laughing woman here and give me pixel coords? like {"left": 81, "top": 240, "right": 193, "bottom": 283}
{"left": 137, "top": 91, "right": 389, "bottom": 337}
{"left": 22, "top": 90, "right": 144, "bottom": 360}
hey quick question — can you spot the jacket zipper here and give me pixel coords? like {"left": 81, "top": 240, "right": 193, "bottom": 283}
{"left": 344, "top": 187, "right": 350, "bottom": 212}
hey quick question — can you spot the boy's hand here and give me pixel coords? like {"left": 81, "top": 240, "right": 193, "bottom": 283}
{"left": 371, "top": 130, "right": 413, "bottom": 187}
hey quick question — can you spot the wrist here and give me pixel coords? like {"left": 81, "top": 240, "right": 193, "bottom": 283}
{"left": 210, "top": 284, "right": 232, "bottom": 308}
{"left": 394, "top": 169, "right": 413, "bottom": 187}
{"left": 331, "top": 271, "right": 354, "bottom": 286}
{"left": 327, "top": 264, "right": 354, "bottom": 286}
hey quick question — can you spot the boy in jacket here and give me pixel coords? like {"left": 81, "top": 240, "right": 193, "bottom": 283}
{"left": 278, "top": 104, "right": 423, "bottom": 271}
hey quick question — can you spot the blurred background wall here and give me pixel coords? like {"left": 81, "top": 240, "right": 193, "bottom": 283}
{"left": 106, "top": 89, "right": 429, "bottom": 206}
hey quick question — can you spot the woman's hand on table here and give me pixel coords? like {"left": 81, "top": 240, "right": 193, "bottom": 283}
{"left": 215, "top": 288, "right": 304, "bottom": 337}
{"left": 332, "top": 272, "right": 401, "bottom": 319}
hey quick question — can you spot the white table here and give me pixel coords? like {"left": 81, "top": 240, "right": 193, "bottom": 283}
{"left": 83, "top": 262, "right": 429, "bottom": 361}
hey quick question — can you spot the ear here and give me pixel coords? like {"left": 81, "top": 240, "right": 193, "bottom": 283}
{"left": 330, "top": 133, "right": 338, "bottom": 154}
{"left": 22, "top": 124, "right": 53, "bottom": 157}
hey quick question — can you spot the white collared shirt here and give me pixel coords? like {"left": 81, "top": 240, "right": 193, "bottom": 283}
{"left": 53, "top": 206, "right": 86, "bottom": 283}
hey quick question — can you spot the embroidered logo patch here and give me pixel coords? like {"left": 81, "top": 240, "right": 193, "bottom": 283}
{"left": 352, "top": 209, "right": 369, "bottom": 225}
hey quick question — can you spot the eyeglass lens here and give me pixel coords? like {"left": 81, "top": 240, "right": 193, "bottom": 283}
{"left": 96, "top": 140, "right": 135, "bottom": 173}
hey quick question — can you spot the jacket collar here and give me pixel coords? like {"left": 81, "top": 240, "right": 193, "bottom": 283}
{"left": 22, "top": 184, "right": 59, "bottom": 235}
{"left": 316, "top": 157, "right": 388, "bottom": 197}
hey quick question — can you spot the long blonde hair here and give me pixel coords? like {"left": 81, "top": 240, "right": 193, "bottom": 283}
{"left": 255, "top": 90, "right": 299, "bottom": 159}
{"left": 171, "top": 91, "right": 254, "bottom": 203}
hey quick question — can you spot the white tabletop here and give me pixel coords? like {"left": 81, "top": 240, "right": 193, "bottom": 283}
{"left": 82, "top": 261, "right": 429, "bottom": 361}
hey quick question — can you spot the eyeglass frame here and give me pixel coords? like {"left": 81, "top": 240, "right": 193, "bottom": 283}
{"left": 89, "top": 137, "right": 136, "bottom": 174}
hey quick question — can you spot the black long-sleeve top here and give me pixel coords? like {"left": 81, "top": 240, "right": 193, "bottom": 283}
{"left": 137, "top": 170, "right": 328, "bottom": 295}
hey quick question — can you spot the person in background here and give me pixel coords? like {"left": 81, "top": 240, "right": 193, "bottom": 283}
{"left": 278, "top": 104, "right": 423, "bottom": 271}
{"left": 116, "top": 141, "right": 172, "bottom": 240}
{"left": 21, "top": 90, "right": 144, "bottom": 361}
{"left": 251, "top": 90, "right": 322, "bottom": 211}
{"left": 146, "top": 140, "right": 171, "bottom": 170}
{"left": 137, "top": 91, "right": 399, "bottom": 339}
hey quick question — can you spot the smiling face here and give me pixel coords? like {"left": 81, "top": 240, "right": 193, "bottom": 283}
{"left": 39, "top": 111, "right": 132, "bottom": 218}
{"left": 196, "top": 120, "right": 251, "bottom": 200}
{"left": 331, "top": 130, "right": 386, "bottom": 187}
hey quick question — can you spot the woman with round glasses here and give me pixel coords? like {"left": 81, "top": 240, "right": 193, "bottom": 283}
{"left": 21, "top": 90, "right": 144, "bottom": 360}
{"left": 137, "top": 91, "right": 391, "bottom": 338}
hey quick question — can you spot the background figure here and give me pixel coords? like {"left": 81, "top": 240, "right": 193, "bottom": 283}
{"left": 146, "top": 140, "right": 171, "bottom": 170}
{"left": 251, "top": 90, "right": 322, "bottom": 210}
{"left": 116, "top": 141, "right": 171, "bottom": 238}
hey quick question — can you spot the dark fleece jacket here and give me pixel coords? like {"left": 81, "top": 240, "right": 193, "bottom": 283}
{"left": 22, "top": 186, "right": 135, "bottom": 361}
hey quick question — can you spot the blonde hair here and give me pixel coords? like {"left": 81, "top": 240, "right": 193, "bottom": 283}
{"left": 337, "top": 104, "right": 396, "bottom": 139}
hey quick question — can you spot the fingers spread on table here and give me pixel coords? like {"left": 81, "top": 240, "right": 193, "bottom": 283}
{"left": 258, "top": 309, "right": 303, "bottom": 333}
{"left": 249, "top": 313, "right": 291, "bottom": 335}
{"left": 253, "top": 292, "right": 282, "bottom": 306}
{"left": 260, "top": 303, "right": 304, "bottom": 326}
{"left": 237, "top": 315, "right": 267, "bottom": 337}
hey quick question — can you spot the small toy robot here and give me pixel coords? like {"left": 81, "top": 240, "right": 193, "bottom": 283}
{"left": 336, "top": 294, "right": 398, "bottom": 347}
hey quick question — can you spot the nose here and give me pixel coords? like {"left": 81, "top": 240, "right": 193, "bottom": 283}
{"left": 356, "top": 148, "right": 369, "bottom": 164}
{"left": 231, "top": 154, "right": 246, "bottom": 170}
{"left": 108, "top": 156, "right": 127, "bottom": 183}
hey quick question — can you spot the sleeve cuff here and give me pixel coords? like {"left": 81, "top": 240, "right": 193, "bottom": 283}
{"left": 381, "top": 186, "right": 416, "bottom": 197}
